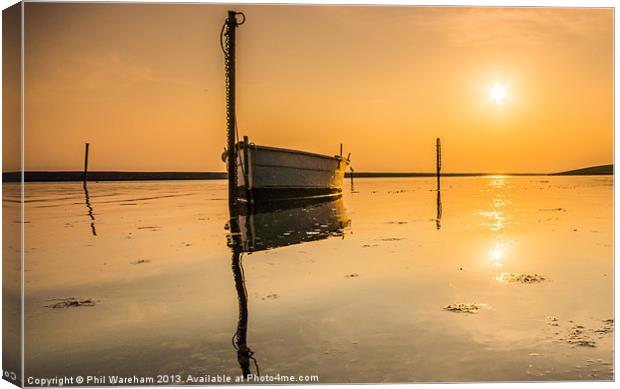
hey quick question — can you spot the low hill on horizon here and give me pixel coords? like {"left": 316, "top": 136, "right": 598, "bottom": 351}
{"left": 553, "top": 164, "right": 613, "bottom": 176}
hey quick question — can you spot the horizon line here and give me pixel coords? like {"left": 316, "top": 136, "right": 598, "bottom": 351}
{"left": 1, "top": 164, "right": 613, "bottom": 182}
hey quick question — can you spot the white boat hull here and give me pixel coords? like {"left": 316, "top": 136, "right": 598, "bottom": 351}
{"left": 235, "top": 139, "right": 349, "bottom": 202}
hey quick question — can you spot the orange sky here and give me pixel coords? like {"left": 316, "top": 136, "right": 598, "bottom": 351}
{"left": 13, "top": 3, "right": 614, "bottom": 173}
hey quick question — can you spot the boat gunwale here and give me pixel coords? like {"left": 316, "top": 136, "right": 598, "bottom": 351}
{"left": 238, "top": 142, "right": 350, "bottom": 165}
{"left": 253, "top": 163, "right": 340, "bottom": 173}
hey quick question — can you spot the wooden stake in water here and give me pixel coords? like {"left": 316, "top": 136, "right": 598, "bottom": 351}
{"left": 242, "top": 135, "right": 252, "bottom": 204}
{"left": 224, "top": 11, "right": 239, "bottom": 213}
{"left": 436, "top": 138, "right": 441, "bottom": 191}
{"left": 83, "top": 143, "right": 90, "bottom": 185}
{"left": 350, "top": 166, "right": 355, "bottom": 192}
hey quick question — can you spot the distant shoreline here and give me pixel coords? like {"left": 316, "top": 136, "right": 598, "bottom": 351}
{"left": 1, "top": 164, "right": 612, "bottom": 182}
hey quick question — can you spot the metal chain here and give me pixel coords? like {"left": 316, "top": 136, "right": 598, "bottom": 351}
{"left": 223, "top": 22, "right": 232, "bottom": 152}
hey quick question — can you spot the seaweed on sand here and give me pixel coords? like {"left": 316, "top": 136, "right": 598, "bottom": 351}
{"left": 45, "top": 297, "right": 97, "bottom": 309}
{"left": 131, "top": 259, "right": 151, "bottom": 265}
{"left": 444, "top": 303, "right": 490, "bottom": 314}
{"left": 497, "top": 273, "right": 547, "bottom": 284}
{"left": 593, "top": 319, "right": 614, "bottom": 335}
{"left": 566, "top": 326, "right": 597, "bottom": 347}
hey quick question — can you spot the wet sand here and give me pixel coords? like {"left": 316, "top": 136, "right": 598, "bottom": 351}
{"left": 13, "top": 176, "right": 613, "bottom": 382}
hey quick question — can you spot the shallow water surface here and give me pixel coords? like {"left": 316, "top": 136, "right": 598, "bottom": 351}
{"left": 16, "top": 176, "right": 613, "bottom": 382}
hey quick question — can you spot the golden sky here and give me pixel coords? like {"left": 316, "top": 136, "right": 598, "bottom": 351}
{"left": 15, "top": 3, "right": 614, "bottom": 173}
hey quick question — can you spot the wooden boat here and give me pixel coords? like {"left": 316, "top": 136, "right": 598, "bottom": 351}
{"left": 233, "top": 138, "right": 350, "bottom": 203}
{"left": 222, "top": 11, "right": 350, "bottom": 205}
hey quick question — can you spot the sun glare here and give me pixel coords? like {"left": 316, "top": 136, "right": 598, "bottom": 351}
{"left": 490, "top": 84, "right": 507, "bottom": 104}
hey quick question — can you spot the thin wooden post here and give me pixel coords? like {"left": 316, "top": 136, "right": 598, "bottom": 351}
{"left": 242, "top": 135, "right": 252, "bottom": 204}
{"left": 83, "top": 143, "right": 90, "bottom": 185}
{"left": 340, "top": 143, "right": 343, "bottom": 157}
{"left": 436, "top": 138, "right": 441, "bottom": 191}
{"left": 225, "top": 10, "right": 240, "bottom": 214}
{"left": 350, "top": 167, "right": 355, "bottom": 192}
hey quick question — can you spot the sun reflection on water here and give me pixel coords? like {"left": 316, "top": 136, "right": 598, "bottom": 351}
{"left": 490, "top": 242, "right": 505, "bottom": 267}
{"left": 481, "top": 176, "right": 515, "bottom": 268}
{"left": 480, "top": 210, "right": 506, "bottom": 232}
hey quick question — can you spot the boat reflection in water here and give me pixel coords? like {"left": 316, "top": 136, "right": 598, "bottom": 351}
{"left": 226, "top": 197, "right": 351, "bottom": 378}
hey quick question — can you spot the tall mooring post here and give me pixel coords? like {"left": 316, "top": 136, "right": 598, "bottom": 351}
{"left": 223, "top": 10, "right": 244, "bottom": 213}
{"left": 436, "top": 138, "right": 442, "bottom": 191}
{"left": 83, "top": 142, "right": 90, "bottom": 186}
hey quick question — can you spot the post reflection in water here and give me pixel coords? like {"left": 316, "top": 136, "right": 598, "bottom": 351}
{"left": 226, "top": 197, "right": 351, "bottom": 377}
{"left": 83, "top": 182, "right": 97, "bottom": 236}
{"left": 435, "top": 190, "right": 442, "bottom": 230}
{"left": 228, "top": 218, "right": 258, "bottom": 378}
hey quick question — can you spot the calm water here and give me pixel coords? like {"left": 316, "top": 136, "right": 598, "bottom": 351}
{"left": 11, "top": 176, "right": 614, "bottom": 382}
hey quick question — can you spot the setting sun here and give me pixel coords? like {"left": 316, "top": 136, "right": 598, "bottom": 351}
{"left": 490, "top": 84, "right": 507, "bottom": 104}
